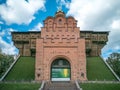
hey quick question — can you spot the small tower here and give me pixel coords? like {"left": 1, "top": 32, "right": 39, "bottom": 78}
{"left": 55, "top": 6, "right": 65, "bottom": 17}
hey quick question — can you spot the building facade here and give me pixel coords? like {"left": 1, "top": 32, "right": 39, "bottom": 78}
{"left": 12, "top": 30, "right": 109, "bottom": 56}
{"left": 11, "top": 10, "right": 109, "bottom": 81}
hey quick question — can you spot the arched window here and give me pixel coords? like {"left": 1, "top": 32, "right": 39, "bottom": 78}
{"left": 51, "top": 58, "right": 71, "bottom": 81}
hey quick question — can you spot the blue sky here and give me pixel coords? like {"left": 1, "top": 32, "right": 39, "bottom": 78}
{"left": 0, "top": 0, "right": 120, "bottom": 59}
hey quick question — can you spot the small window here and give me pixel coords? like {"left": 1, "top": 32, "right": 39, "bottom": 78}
{"left": 32, "top": 41, "right": 35, "bottom": 44}
{"left": 58, "top": 19, "right": 62, "bottom": 24}
{"left": 49, "top": 20, "right": 52, "bottom": 23}
{"left": 59, "top": 19, "right": 62, "bottom": 22}
{"left": 46, "top": 35, "right": 49, "bottom": 37}
{"left": 37, "top": 73, "right": 40, "bottom": 77}
{"left": 81, "top": 72, "right": 84, "bottom": 77}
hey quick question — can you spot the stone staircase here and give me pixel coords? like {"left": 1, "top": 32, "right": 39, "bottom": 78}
{"left": 42, "top": 81, "right": 79, "bottom": 90}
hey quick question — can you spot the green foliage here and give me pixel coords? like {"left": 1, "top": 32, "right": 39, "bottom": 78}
{"left": 4, "top": 57, "right": 35, "bottom": 81}
{"left": 80, "top": 83, "right": 120, "bottom": 90}
{"left": 87, "top": 57, "right": 116, "bottom": 80}
{"left": 107, "top": 53, "right": 120, "bottom": 77}
{"left": 0, "top": 83, "right": 40, "bottom": 90}
{"left": 0, "top": 49, "right": 14, "bottom": 78}
{"left": 86, "top": 49, "right": 91, "bottom": 56}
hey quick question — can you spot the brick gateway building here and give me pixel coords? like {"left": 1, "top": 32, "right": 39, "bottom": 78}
{"left": 12, "top": 10, "right": 109, "bottom": 81}
{"left": 35, "top": 10, "right": 87, "bottom": 81}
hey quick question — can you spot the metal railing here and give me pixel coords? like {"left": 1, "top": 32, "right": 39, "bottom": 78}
{"left": 100, "top": 55, "right": 120, "bottom": 81}
{"left": 0, "top": 54, "right": 20, "bottom": 81}
{"left": 75, "top": 80, "right": 82, "bottom": 90}
{"left": 39, "top": 81, "right": 45, "bottom": 90}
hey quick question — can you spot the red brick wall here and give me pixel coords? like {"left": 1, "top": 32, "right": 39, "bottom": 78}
{"left": 35, "top": 11, "right": 87, "bottom": 81}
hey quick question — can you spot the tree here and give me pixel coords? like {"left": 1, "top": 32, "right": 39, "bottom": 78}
{"left": 106, "top": 53, "right": 120, "bottom": 77}
{"left": 0, "top": 48, "right": 14, "bottom": 77}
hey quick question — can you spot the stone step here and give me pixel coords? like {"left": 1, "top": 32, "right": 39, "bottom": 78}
{"left": 43, "top": 81, "right": 78, "bottom": 90}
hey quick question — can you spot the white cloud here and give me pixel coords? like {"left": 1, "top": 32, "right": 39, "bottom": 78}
{"left": 102, "top": 19, "right": 120, "bottom": 58}
{"left": 56, "top": 0, "right": 70, "bottom": 9}
{"left": 0, "top": 37, "right": 18, "bottom": 55}
{"left": 29, "top": 22, "right": 43, "bottom": 31}
{"left": 0, "top": 22, "right": 42, "bottom": 55}
{"left": 0, "top": 0, "right": 46, "bottom": 25}
{"left": 0, "top": 21, "right": 3, "bottom": 24}
{"left": 0, "top": 27, "right": 19, "bottom": 55}
{"left": 0, "top": 29, "right": 5, "bottom": 36}
{"left": 67, "top": 0, "right": 120, "bottom": 29}
{"left": 67, "top": 0, "right": 120, "bottom": 58}
{"left": 0, "top": 28, "right": 17, "bottom": 37}
{"left": 111, "top": 20, "right": 120, "bottom": 29}
{"left": 0, "top": 21, "right": 3, "bottom": 30}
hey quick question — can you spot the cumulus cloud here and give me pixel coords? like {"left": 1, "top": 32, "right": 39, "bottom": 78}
{"left": 0, "top": 0, "right": 46, "bottom": 25}
{"left": 29, "top": 22, "right": 43, "bottom": 31}
{"left": 0, "top": 21, "right": 3, "bottom": 24}
{"left": 0, "top": 29, "right": 5, "bottom": 36}
{"left": 67, "top": 0, "right": 120, "bottom": 29}
{"left": 0, "top": 27, "right": 18, "bottom": 55}
{"left": 0, "top": 27, "right": 16, "bottom": 37}
{"left": 102, "top": 19, "right": 120, "bottom": 58}
{"left": 111, "top": 20, "right": 120, "bottom": 29}
{"left": 56, "top": 0, "right": 70, "bottom": 9}
{"left": 67, "top": 0, "right": 120, "bottom": 58}
{"left": 0, "top": 37, "right": 18, "bottom": 55}
{"left": 0, "top": 22, "right": 42, "bottom": 55}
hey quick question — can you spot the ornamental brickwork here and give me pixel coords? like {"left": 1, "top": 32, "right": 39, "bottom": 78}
{"left": 11, "top": 31, "right": 109, "bottom": 57}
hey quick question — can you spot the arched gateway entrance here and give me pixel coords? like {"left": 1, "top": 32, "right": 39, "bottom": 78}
{"left": 51, "top": 58, "right": 71, "bottom": 81}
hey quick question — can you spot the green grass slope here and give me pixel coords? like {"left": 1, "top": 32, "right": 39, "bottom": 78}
{"left": 0, "top": 83, "right": 40, "bottom": 90}
{"left": 80, "top": 83, "right": 120, "bottom": 90}
{"left": 87, "top": 57, "right": 116, "bottom": 81}
{"left": 4, "top": 57, "right": 35, "bottom": 81}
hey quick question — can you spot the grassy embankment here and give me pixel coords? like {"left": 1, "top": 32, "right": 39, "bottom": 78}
{"left": 4, "top": 57, "right": 35, "bottom": 81}
{"left": 87, "top": 56, "right": 117, "bottom": 81}
{"left": 80, "top": 83, "right": 120, "bottom": 90}
{"left": 0, "top": 83, "right": 40, "bottom": 90}
{"left": 80, "top": 57, "right": 120, "bottom": 90}
{"left": 1, "top": 56, "right": 119, "bottom": 90}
